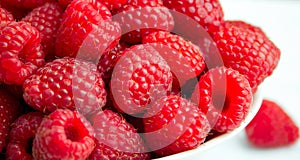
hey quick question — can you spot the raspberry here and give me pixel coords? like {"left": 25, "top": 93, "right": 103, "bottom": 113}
{"left": 97, "top": 41, "right": 129, "bottom": 81}
{"left": 99, "top": 0, "right": 128, "bottom": 10}
{"left": 0, "top": 21, "right": 45, "bottom": 85}
{"left": 113, "top": 0, "right": 174, "bottom": 44}
{"left": 143, "top": 31, "right": 206, "bottom": 85}
{"left": 246, "top": 99, "right": 299, "bottom": 148}
{"left": 23, "top": 57, "right": 107, "bottom": 116}
{"left": 163, "top": 0, "right": 224, "bottom": 30}
{"left": 55, "top": 0, "right": 121, "bottom": 61}
{"left": 1, "top": 0, "right": 56, "bottom": 9}
{"left": 0, "top": 6, "right": 14, "bottom": 24}
{"left": 22, "top": 2, "right": 64, "bottom": 60}
{"left": 110, "top": 44, "right": 173, "bottom": 115}
{"left": 127, "top": 0, "right": 163, "bottom": 7}
{"left": 209, "top": 20, "right": 281, "bottom": 92}
{"left": 6, "top": 112, "right": 44, "bottom": 160}
{"left": 143, "top": 95, "right": 211, "bottom": 157}
{"left": 0, "top": 0, "right": 286, "bottom": 158}
{"left": 0, "top": 88, "right": 23, "bottom": 152}
{"left": 191, "top": 67, "right": 252, "bottom": 132}
{"left": 224, "top": 21, "right": 266, "bottom": 36}
{"left": 88, "top": 110, "right": 150, "bottom": 160}
{"left": 32, "top": 109, "right": 95, "bottom": 160}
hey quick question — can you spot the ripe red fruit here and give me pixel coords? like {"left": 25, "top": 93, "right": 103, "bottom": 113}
{"left": 0, "top": 21, "right": 45, "bottom": 85}
{"left": 22, "top": 2, "right": 64, "bottom": 60}
{"left": 23, "top": 57, "right": 107, "bottom": 116}
{"left": 88, "top": 110, "right": 150, "bottom": 160}
{"left": 143, "top": 95, "right": 211, "bottom": 157}
{"left": 209, "top": 21, "right": 281, "bottom": 92}
{"left": 0, "top": 6, "right": 14, "bottom": 24}
{"left": 126, "top": 0, "right": 163, "bottom": 7}
{"left": 32, "top": 109, "right": 95, "bottom": 160}
{"left": 6, "top": 112, "right": 44, "bottom": 160}
{"left": 191, "top": 67, "right": 252, "bottom": 132}
{"left": 110, "top": 44, "right": 173, "bottom": 115}
{"left": 113, "top": 0, "right": 174, "bottom": 44}
{"left": 1, "top": 0, "right": 56, "bottom": 9}
{"left": 0, "top": 88, "right": 23, "bottom": 152}
{"left": 99, "top": 0, "right": 128, "bottom": 10}
{"left": 143, "top": 31, "right": 206, "bottom": 85}
{"left": 163, "top": 0, "right": 224, "bottom": 30}
{"left": 55, "top": 0, "right": 121, "bottom": 61}
{"left": 97, "top": 42, "right": 129, "bottom": 81}
{"left": 246, "top": 99, "right": 299, "bottom": 148}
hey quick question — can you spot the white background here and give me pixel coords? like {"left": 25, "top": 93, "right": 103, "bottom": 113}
{"left": 197, "top": 0, "right": 300, "bottom": 159}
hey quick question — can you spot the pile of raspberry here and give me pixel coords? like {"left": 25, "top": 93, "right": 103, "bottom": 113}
{"left": 0, "top": 0, "right": 298, "bottom": 159}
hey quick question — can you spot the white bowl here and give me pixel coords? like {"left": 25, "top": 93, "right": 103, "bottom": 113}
{"left": 154, "top": 88, "right": 263, "bottom": 160}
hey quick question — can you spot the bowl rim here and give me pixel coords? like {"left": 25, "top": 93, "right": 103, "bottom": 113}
{"left": 153, "top": 88, "right": 263, "bottom": 160}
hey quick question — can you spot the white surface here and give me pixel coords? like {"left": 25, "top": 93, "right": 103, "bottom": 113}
{"left": 196, "top": 0, "right": 300, "bottom": 160}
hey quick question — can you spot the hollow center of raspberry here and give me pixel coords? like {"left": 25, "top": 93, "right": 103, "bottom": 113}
{"left": 65, "top": 125, "right": 80, "bottom": 141}
{"left": 212, "top": 93, "right": 230, "bottom": 112}
{"left": 65, "top": 121, "right": 88, "bottom": 142}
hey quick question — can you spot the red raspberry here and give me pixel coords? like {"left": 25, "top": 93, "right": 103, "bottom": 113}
{"left": 163, "top": 0, "right": 224, "bottom": 30}
{"left": 32, "top": 109, "right": 95, "bottom": 160}
{"left": 23, "top": 57, "right": 107, "bottom": 116}
{"left": 110, "top": 44, "right": 173, "bottom": 115}
{"left": 143, "top": 95, "right": 211, "bottom": 157}
{"left": 60, "top": 0, "right": 128, "bottom": 10}
{"left": 55, "top": 0, "right": 121, "bottom": 61}
{"left": 127, "top": 0, "right": 163, "bottom": 7}
{"left": 113, "top": 0, "right": 174, "bottom": 44}
{"left": 191, "top": 67, "right": 252, "bottom": 132}
{"left": 0, "top": 21, "right": 45, "bottom": 85}
{"left": 209, "top": 21, "right": 281, "bottom": 92}
{"left": 22, "top": 2, "right": 64, "bottom": 60}
{"left": 97, "top": 41, "right": 129, "bottom": 81}
{"left": 6, "top": 112, "right": 44, "bottom": 160}
{"left": 0, "top": 88, "right": 23, "bottom": 152}
{"left": 88, "top": 110, "right": 150, "bottom": 160}
{"left": 224, "top": 20, "right": 266, "bottom": 36}
{"left": 143, "top": 31, "right": 206, "bottom": 85}
{"left": 246, "top": 99, "right": 299, "bottom": 148}
{"left": 99, "top": 0, "right": 128, "bottom": 11}
{"left": 0, "top": 6, "right": 14, "bottom": 24}
{"left": 1, "top": 0, "right": 56, "bottom": 9}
